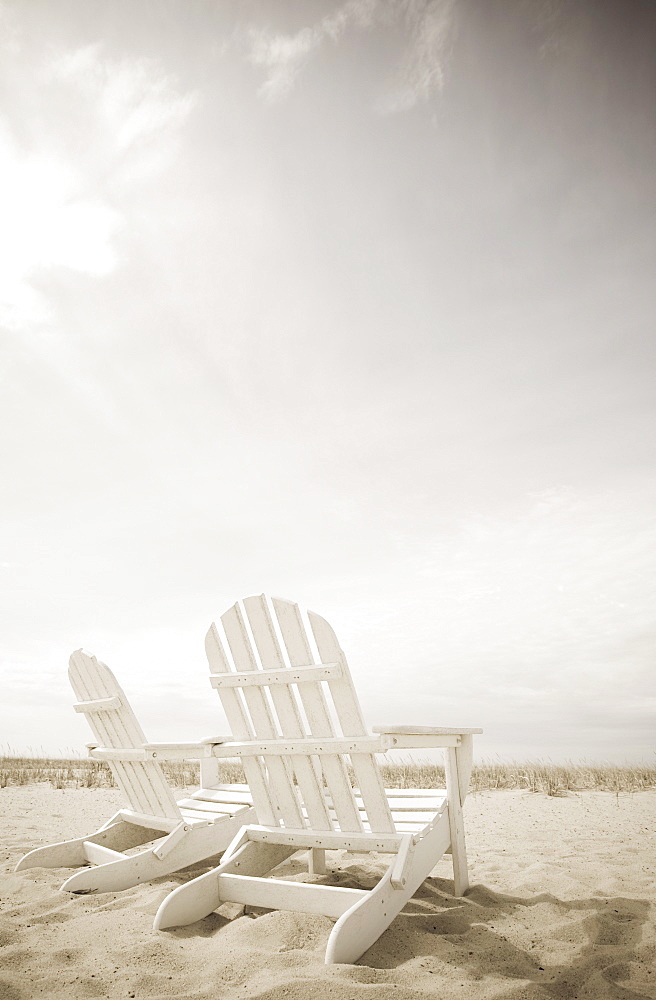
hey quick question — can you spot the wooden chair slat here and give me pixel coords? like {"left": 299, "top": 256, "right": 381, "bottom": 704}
{"left": 243, "top": 596, "right": 334, "bottom": 831}
{"left": 75, "top": 655, "right": 174, "bottom": 819}
{"left": 308, "top": 611, "right": 395, "bottom": 834}
{"left": 153, "top": 594, "right": 481, "bottom": 965}
{"left": 272, "top": 598, "right": 363, "bottom": 833}
{"left": 205, "top": 625, "right": 277, "bottom": 826}
{"left": 221, "top": 603, "right": 305, "bottom": 828}
{"left": 69, "top": 651, "right": 180, "bottom": 820}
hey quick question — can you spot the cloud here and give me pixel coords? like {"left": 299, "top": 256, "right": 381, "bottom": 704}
{"left": 47, "top": 44, "right": 197, "bottom": 177}
{"left": 247, "top": 0, "right": 381, "bottom": 103}
{"left": 0, "top": 39, "right": 197, "bottom": 329}
{"left": 249, "top": 26, "right": 323, "bottom": 102}
{"left": 0, "top": 127, "right": 121, "bottom": 328}
{"left": 247, "top": 0, "right": 456, "bottom": 111}
{"left": 378, "top": 0, "right": 457, "bottom": 112}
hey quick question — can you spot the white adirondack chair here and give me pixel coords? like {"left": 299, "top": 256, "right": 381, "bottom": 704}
{"left": 16, "top": 650, "right": 256, "bottom": 893}
{"left": 152, "top": 595, "right": 481, "bottom": 964}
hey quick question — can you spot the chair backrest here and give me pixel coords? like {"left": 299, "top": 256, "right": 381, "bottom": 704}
{"left": 206, "top": 595, "right": 395, "bottom": 834}
{"left": 69, "top": 650, "right": 181, "bottom": 822}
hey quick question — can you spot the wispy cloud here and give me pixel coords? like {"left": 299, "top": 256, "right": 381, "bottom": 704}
{"left": 249, "top": 25, "right": 323, "bottom": 103}
{"left": 378, "top": 0, "right": 457, "bottom": 112}
{"left": 248, "top": 0, "right": 456, "bottom": 111}
{"left": 248, "top": 0, "right": 382, "bottom": 104}
{"left": 47, "top": 44, "right": 197, "bottom": 178}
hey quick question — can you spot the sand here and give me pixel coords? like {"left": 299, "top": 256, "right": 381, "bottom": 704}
{"left": 1, "top": 786, "right": 654, "bottom": 1000}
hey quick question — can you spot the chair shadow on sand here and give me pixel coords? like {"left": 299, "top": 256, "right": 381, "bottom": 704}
{"left": 163, "top": 858, "right": 651, "bottom": 998}
{"left": 369, "top": 874, "right": 651, "bottom": 998}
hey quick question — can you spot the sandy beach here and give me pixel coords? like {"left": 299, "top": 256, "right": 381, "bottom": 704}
{"left": 2, "top": 786, "right": 654, "bottom": 1000}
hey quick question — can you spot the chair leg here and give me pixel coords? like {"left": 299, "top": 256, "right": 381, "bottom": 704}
{"left": 61, "top": 846, "right": 171, "bottom": 894}
{"left": 14, "top": 821, "right": 158, "bottom": 873}
{"left": 60, "top": 814, "right": 252, "bottom": 894}
{"left": 445, "top": 746, "right": 469, "bottom": 896}
{"left": 325, "top": 811, "right": 451, "bottom": 965}
{"left": 154, "top": 840, "right": 295, "bottom": 930}
{"left": 308, "top": 848, "right": 326, "bottom": 875}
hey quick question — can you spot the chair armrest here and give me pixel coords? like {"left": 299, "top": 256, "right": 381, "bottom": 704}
{"left": 142, "top": 740, "right": 231, "bottom": 760}
{"left": 373, "top": 726, "right": 483, "bottom": 735}
{"left": 372, "top": 725, "right": 482, "bottom": 749}
{"left": 86, "top": 740, "right": 232, "bottom": 762}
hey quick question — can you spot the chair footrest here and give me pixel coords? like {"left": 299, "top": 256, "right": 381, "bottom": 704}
{"left": 216, "top": 874, "right": 367, "bottom": 919}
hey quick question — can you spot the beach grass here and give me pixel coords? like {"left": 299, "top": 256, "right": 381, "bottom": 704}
{"left": 1, "top": 753, "right": 654, "bottom": 794}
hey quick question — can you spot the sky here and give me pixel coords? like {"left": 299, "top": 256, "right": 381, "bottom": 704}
{"left": 1, "top": 0, "right": 655, "bottom": 763}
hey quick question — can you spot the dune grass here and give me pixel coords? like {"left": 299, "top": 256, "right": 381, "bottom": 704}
{"left": 1, "top": 753, "right": 654, "bottom": 795}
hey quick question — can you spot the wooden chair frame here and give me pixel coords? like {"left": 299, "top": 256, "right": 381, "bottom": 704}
{"left": 151, "top": 595, "right": 481, "bottom": 964}
{"left": 16, "top": 651, "right": 256, "bottom": 893}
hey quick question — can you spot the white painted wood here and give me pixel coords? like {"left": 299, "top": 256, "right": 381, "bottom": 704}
{"left": 242, "top": 595, "right": 333, "bottom": 832}
{"left": 318, "top": 792, "right": 444, "bottom": 831}
{"left": 180, "top": 807, "right": 236, "bottom": 823}
{"left": 52, "top": 596, "right": 482, "bottom": 960}
{"left": 445, "top": 746, "right": 469, "bottom": 896}
{"left": 154, "top": 841, "right": 297, "bottom": 930}
{"left": 60, "top": 809, "right": 257, "bottom": 894}
{"left": 372, "top": 725, "right": 483, "bottom": 735}
{"left": 15, "top": 822, "right": 156, "bottom": 872}
{"left": 199, "top": 756, "right": 222, "bottom": 787}
{"left": 388, "top": 808, "right": 447, "bottom": 824}
{"left": 308, "top": 848, "right": 326, "bottom": 875}
{"left": 272, "top": 597, "right": 363, "bottom": 833}
{"left": 309, "top": 609, "right": 395, "bottom": 834}
{"left": 246, "top": 825, "right": 404, "bottom": 854}
{"left": 82, "top": 842, "right": 126, "bottom": 864}
{"left": 456, "top": 734, "right": 474, "bottom": 802}
{"left": 381, "top": 734, "right": 462, "bottom": 748}
{"left": 206, "top": 736, "right": 390, "bottom": 757}
{"left": 73, "top": 696, "right": 122, "bottom": 713}
{"left": 143, "top": 742, "right": 218, "bottom": 756}
{"left": 205, "top": 623, "right": 277, "bottom": 826}
{"left": 221, "top": 602, "right": 305, "bottom": 828}
{"left": 192, "top": 786, "right": 253, "bottom": 806}
{"left": 117, "top": 810, "right": 180, "bottom": 832}
{"left": 152, "top": 821, "right": 190, "bottom": 860}
{"left": 389, "top": 833, "right": 414, "bottom": 889}
{"left": 325, "top": 810, "right": 451, "bottom": 964}
{"left": 73, "top": 652, "right": 165, "bottom": 818}
{"left": 380, "top": 787, "right": 447, "bottom": 796}
{"left": 20, "top": 648, "right": 265, "bottom": 898}
{"left": 88, "top": 748, "right": 149, "bottom": 762}
{"left": 69, "top": 650, "right": 180, "bottom": 821}
{"left": 146, "top": 596, "right": 481, "bottom": 961}
{"left": 148, "top": 596, "right": 480, "bottom": 962}
{"left": 209, "top": 663, "right": 341, "bottom": 687}
{"left": 213, "top": 873, "right": 365, "bottom": 917}
{"left": 374, "top": 797, "right": 444, "bottom": 812}
{"left": 71, "top": 651, "right": 156, "bottom": 814}
{"left": 175, "top": 798, "right": 244, "bottom": 815}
